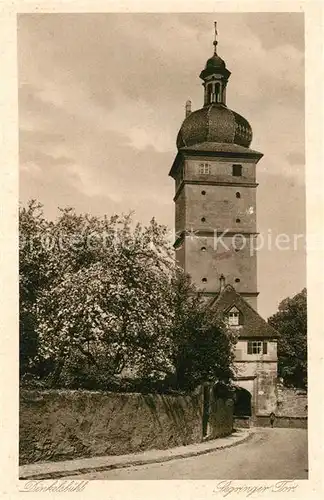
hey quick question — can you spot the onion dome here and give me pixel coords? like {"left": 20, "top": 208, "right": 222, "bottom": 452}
{"left": 177, "top": 104, "right": 253, "bottom": 149}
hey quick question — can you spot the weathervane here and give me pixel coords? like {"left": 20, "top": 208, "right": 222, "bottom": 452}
{"left": 213, "top": 21, "right": 218, "bottom": 54}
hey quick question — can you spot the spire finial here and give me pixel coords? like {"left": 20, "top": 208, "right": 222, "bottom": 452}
{"left": 213, "top": 21, "right": 218, "bottom": 54}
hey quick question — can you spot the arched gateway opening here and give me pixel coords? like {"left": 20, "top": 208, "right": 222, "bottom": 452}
{"left": 233, "top": 386, "right": 252, "bottom": 417}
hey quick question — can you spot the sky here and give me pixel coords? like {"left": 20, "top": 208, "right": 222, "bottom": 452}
{"left": 18, "top": 12, "right": 305, "bottom": 319}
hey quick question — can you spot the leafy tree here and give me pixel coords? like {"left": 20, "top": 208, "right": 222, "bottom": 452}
{"left": 20, "top": 201, "right": 235, "bottom": 391}
{"left": 168, "top": 273, "right": 236, "bottom": 391}
{"left": 268, "top": 288, "right": 307, "bottom": 389}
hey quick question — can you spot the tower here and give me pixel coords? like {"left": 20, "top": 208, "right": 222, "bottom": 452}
{"left": 169, "top": 23, "right": 263, "bottom": 311}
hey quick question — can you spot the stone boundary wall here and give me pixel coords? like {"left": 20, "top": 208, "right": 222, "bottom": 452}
{"left": 20, "top": 387, "right": 233, "bottom": 465}
{"left": 233, "top": 417, "right": 250, "bottom": 428}
{"left": 276, "top": 387, "right": 307, "bottom": 417}
{"left": 255, "top": 415, "right": 307, "bottom": 429}
{"left": 235, "top": 415, "right": 307, "bottom": 429}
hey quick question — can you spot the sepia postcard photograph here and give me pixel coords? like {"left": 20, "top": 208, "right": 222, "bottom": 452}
{"left": 0, "top": 2, "right": 323, "bottom": 498}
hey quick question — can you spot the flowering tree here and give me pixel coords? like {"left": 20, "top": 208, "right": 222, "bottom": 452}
{"left": 19, "top": 201, "right": 51, "bottom": 377}
{"left": 20, "top": 201, "right": 235, "bottom": 391}
{"left": 36, "top": 251, "right": 175, "bottom": 386}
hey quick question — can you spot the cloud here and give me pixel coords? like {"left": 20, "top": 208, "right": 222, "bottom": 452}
{"left": 241, "top": 12, "right": 304, "bottom": 52}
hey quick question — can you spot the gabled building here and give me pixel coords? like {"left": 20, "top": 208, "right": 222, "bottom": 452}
{"left": 210, "top": 278, "right": 278, "bottom": 416}
{"left": 169, "top": 24, "right": 278, "bottom": 419}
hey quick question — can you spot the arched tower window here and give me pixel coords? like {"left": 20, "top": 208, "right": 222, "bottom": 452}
{"left": 204, "top": 78, "right": 226, "bottom": 104}
{"left": 207, "top": 83, "right": 213, "bottom": 104}
{"left": 215, "top": 82, "right": 221, "bottom": 103}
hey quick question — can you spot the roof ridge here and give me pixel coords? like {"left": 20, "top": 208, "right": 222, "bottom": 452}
{"left": 209, "top": 286, "right": 279, "bottom": 338}
{"left": 208, "top": 284, "right": 235, "bottom": 310}
{"left": 231, "top": 292, "right": 279, "bottom": 336}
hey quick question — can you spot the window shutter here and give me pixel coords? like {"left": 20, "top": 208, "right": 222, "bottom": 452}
{"left": 263, "top": 341, "right": 268, "bottom": 354}
{"left": 247, "top": 342, "right": 252, "bottom": 354}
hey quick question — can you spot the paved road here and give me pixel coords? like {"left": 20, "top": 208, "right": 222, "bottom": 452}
{"left": 66, "top": 428, "right": 308, "bottom": 480}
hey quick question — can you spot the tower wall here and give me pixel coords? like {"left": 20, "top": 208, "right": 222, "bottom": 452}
{"left": 174, "top": 154, "right": 260, "bottom": 311}
{"left": 176, "top": 235, "right": 258, "bottom": 310}
{"left": 175, "top": 189, "right": 186, "bottom": 234}
{"left": 184, "top": 184, "right": 256, "bottom": 232}
{"left": 185, "top": 157, "right": 256, "bottom": 184}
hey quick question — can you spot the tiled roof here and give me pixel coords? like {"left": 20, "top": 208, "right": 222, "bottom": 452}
{"left": 208, "top": 285, "right": 278, "bottom": 339}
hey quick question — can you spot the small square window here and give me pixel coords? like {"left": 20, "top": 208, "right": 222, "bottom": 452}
{"left": 232, "top": 164, "right": 242, "bottom": 177}
{"left": 199, "top": 163, "right": 211, "bottom": 175}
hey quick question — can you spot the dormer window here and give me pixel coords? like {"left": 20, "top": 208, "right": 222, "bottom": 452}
{"left": 199, "top": 162, "right": 211, "bottom": 175}
{"left": 226, "top": 306, "right": 241, "bottom": 326}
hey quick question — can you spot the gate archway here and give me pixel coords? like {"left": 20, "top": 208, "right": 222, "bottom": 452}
{"left": 233, "top": 386, "right": 252, "bottom": 417}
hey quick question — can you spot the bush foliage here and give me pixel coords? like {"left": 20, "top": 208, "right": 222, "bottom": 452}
{"left": 268, "top": 288, "right": 307, "bottom": 389}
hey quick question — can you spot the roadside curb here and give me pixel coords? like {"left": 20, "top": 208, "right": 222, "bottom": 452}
{"left": 19, "top": 429, "right": 253, "bottom": 480}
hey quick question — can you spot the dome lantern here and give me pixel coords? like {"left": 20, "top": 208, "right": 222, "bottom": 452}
{"left": 199, "top": 22, "right": 231, "bottom": 106}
